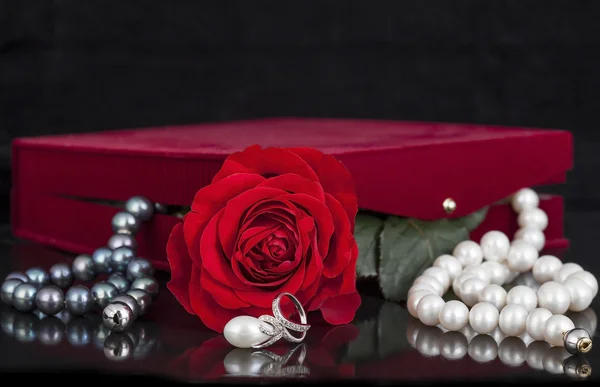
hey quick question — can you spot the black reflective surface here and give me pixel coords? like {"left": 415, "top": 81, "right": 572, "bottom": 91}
{"left": 0, "top": 209, "right": 600, "bottom": 383}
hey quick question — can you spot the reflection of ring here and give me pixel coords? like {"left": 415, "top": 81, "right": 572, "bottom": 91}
{"left": 223, "top": 292, "right": 311, "bottom": 349}
{"left": 253, "top": 292, "right": 311, "bottom": 349}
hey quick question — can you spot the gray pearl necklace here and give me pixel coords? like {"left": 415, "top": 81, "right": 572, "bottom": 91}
{"left": 1, "top": 196, "right": 160, "bottom": 333}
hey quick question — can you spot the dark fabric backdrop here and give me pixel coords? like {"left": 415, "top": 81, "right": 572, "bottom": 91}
{"left": 2, "top": 0, "right": 600, "bottom": 211}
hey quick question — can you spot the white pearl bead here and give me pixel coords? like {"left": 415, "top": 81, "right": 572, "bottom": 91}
{"left": 480, "top": 231, "right": 510, "bottom": 262}
{"left": 506, "top": 243, "right": 539, "bottom": 272}
{"left": 463, "top": 264, "right": 491, "bottom": 284}
{"left": 452, "top": 272, "right": 477, "bottom": 298}
{"left": 469, "top": 302, "right": 500, "bottom": 334}
{"left": 526, "top": 308, "right": 553, "bottom": 341}
{"left": 499, "top": 304, "right": 529, "bottom": 336}
{"left": 563, "top": 278, "right": 594, "bottom": 312}
{"left": 536, "top": 281, "right": 571, "bottom": 314}
{"left": 433, "top": 254, "right": 463, "bottom": 282}
{"left": 511, "top": 188, "right": 539, "bottom": 213}
{"left": 481, "top": 261, "right": 510, "bottom": 285}
{"left": 452, "top": 241, "right": 483, "bottom": 267}
{"left": 543, "top": 315, "right": 574, "bottom": 347}
{"left": 532, "top": 255, "right": 563, "bottom": 283}
{"left": 421, "top": 267, "right": 450, "bottom": 292}
{"left": 567, "top": 270, "right": 598, "bottom": 297}
{"left": 223, "top": 316, "right": 273, "bottom": 348}
{"left": 506, "top": 285, "right": 538, "bottom": 312}
{"left": 412, "top": 276, "right": 444, "bottom": 296}
{"left": 416, "top": 294, "right": 446, "bottom": 326}
{"left": 479, "top": 284, "right": 507, "bottom": 310}
{"left": 554, "top": 262, "right": 583, "bottom": 283}
{"left": 460, "top": 277, "right": 488, "bottom": 307}
{"left": 407, "top": 290, "right": 434, "bottom": 318}
{"left": 514, "top": 227, "right": 546, "bottom": 252}
{"left": 438, "top": 300, "right": 470, "bottom": 331}
{"left": 408, "top": 283, "right": 439, "bottom": 297}
{"left": 518, "top": 208, "right": 548, "bottom": 231}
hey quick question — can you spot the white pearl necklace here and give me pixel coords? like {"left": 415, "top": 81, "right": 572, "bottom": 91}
{"left": 408, "top": 188, "right": 597, "bottom": 354}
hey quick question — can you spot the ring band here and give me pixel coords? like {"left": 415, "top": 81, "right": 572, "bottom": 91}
{"left": 252, "top": 292, "right": 311, "bottom": 349}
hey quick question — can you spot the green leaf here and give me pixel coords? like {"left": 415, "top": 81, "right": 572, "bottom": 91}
{"left": 452, "top": 206, "right": 489, "bottom": 231}
{"left": 354, "top": 213, "right": 384, "bottom": 278}
{"left": 378, "top": 216, "right": 472, "bottom": 302}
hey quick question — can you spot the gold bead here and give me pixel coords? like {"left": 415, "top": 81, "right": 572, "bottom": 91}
{"left": 577, "top": 337, "right": 593, "bottom": 353}
{"left": 443, "top": 198, "right": 457, "bottom": 214}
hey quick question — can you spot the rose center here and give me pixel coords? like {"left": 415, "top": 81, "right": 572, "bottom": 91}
{"left": 264, "top": 234, "right": 289, "bottom": 259}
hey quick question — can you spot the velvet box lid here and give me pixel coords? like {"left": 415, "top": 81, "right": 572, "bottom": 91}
{"left": 11, "top": 118, "right": 573, "bottom": 269}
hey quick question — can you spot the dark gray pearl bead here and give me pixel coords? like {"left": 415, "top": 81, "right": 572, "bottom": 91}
{"left": 12, "top": 283, "right": 38, "bottom": 312}
{"left": 25, "top": 267, "right": 49, "bottom": 287}
{"left": 5, "top": 271, "right": 29, "bottom": 282}
{"left": 13, "top": 312, "right": 38, "bottom": 342}
{"left": 35, "top": 285, "right": 65, "bottom": 315}
{"left": 65, "top": 285, "right": 93, "bottom": 316}
{"left": 72, "top": 254, "right": 96, "bottom": 282}
{"left": 38, "top": 317, "right": 64, "bottom": 346}
{"left": 92, "top": 247, "right": 113, "bottom": 274}
{"left": 126, "top": 258, "right": 155, "bottom": 281}
{"left": 130, "top": 277, "right": 159, "bottom": 299}
{"left": 125, "top": 196, "right": 154, "bottom": 221}
{"left": 107, "top": 273, "right": 130, "bottom": 294}
{"left": 104, "top": 332, "right": 134, "bottom": 361}
{"left": 103, "top": 302, "right": 135, "bottom": 332}
{"left": 66, "top": 318, "right": 93, "bottom": 346}
{"left": 126, "top": 289, "right": 152, "bottom": 316}
{"left": 1, "top": 278, "right": 24, "bottom": 304}
{"left": 107, "top": 234, "right": 137, "bottom": 251}
{"left": 91, "top": 282, "right": 118, "bottom": 309}
{"left": 112, "top": 211, "right": 140, "bottom": 235}
{"left": 110, "top": 247, "right": 135, "bottom": 273}
{"left": 111, "top": 294, "right": 140, "bottom": 319}
{"left": 49, "top": 263, "right": 73, "bottom": 288}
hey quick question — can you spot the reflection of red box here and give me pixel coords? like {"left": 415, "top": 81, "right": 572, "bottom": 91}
{"left": 11, "top": 118, "right": 572, "bottom": 270}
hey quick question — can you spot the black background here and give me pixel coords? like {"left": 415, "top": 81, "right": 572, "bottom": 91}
{"left": 2, "top": 0, "right": 600, "bottom": 207}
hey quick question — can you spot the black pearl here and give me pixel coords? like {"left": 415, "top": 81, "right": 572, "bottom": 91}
{"left": 130, "top": 277, "right": 159, "bottom": 299}
{"left": 107, "top": 273, "right": 130, "bottom": 294}
{"left": 125, "top": 196, "right": 154, "bottom": 221}
{"left": 35, "top": 285, "right": 65, "bottom": 316}
{"left": 107, "top": 234, "right": 137, "bottom": 251}
{"left": 126, "top": 258, "right": 155, "bottom": 281}
{"left": 1, "top": 278, "right": 24, "bottom": 304}
{"left": 25, "top": 267, "right": 49, "bottom": 287}
{"left": 49, "top": 263, "right": 74, "bottom": 288}
{"left": 91, "top": 282, "right": 118, "bottom": 309}
{"left": 110, "top": 247, "right": 135, "bottom": 273}
{"left": 12, "top": 283, "right": 38, "bottom": 312}
{"left": 65, "top": 285, "right": 94, "bottom": 316}
{"left": 72, "top": 254, "right": 96, "bottom": 282}
{"left": 92, "top": 247, "right": 113, "bottom": 274}
{"left": 111, "top": 211, "right": 140, "bottom": 235}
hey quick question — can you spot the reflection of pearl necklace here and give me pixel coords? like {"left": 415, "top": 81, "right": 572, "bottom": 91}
{"left": 408, "top": 188, "right": 598, "bottom": 354}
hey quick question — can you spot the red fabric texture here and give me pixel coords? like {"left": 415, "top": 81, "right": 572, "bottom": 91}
{"left": 11, "top": 118, "right": 572, "bottom": 267}
{"left": 165, "top": 145, "right": 360, "bottom": 332}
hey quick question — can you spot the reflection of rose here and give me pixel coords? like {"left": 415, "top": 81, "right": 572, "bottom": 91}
{"left": 167, "top": 145, "right": 361, "bottom": 332}
{"left": 169, "top": 323, "right": 359, "bottom": 380}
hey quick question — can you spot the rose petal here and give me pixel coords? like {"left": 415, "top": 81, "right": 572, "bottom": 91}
{"left": 200, "top": 209, "right": 252, "bottom": 291}
{"left": 257, "top": 173, "right": 326, "bottom": 202}
{"left": 212, "top": 145, "right": 320, "bottom": 183}
{"left": 185, "top": 173, "right": 265, "bottom": 266}
{"left": 219, "top": 187, "right": 288, "bottom": 258}
{"left": 199, "top": 267, "right": 251, "bottom": 309}
{"left": 288, "top": 147, "right": 358, "bottom": 229}
{"left": 322, "top": 194, "right": 354, "bottom": 278}
{"left": 319, "top": 292, "right": 362, "bottom": 325}
{"left": 234, "top": 260, "right": 307, "bottom": 308}
{"left": 188, "top": 264, "right": 241, "bottom": 333}
{"left": 166, "top": 223, "right": 194, "bottom": 314}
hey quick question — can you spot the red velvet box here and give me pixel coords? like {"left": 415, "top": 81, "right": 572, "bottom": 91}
{"left": 11, "top": 118, "right": 573, "bottom": 271}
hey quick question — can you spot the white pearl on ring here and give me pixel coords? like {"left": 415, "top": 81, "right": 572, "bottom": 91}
{"left": 223, "top": 316, "right": 272, "bottom": 349}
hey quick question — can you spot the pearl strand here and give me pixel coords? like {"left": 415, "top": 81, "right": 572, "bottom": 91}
{"left": 408, "top": 188, "right": 597, "bottom": 354}
{"left": 0, "top": 196, "right": 160, "bottom": 332}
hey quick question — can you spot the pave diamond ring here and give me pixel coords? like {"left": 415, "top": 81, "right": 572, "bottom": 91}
{"left": 223, "top": 292, "right": 311, "bottom": 349}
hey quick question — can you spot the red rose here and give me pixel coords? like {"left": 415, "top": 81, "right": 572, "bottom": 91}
{"left": 166, "top": 145, "right": 361, "bottom": 332}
